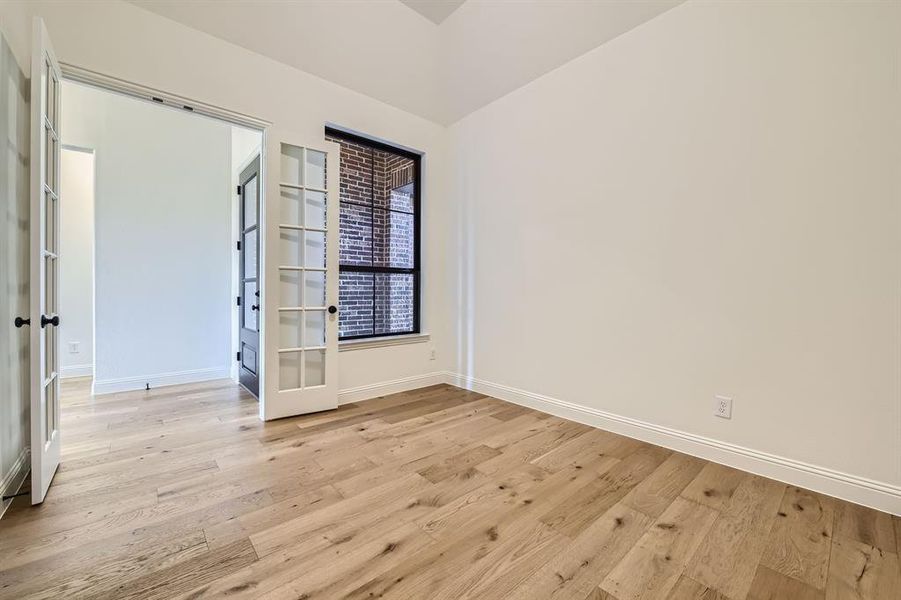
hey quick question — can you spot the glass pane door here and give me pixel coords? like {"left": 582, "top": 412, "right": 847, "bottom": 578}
{"left": 277, "top": 144, "right": 329, "bottom": 391}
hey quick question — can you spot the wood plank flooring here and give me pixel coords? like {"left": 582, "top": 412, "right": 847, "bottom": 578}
{"left": 0, "top": 378, "right": 898, "bottom": 599}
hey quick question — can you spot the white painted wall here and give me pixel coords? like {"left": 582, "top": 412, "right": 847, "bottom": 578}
{"left": 0, "top": 21, "right": 30, "bottom": 512}
{"left": 61, "top": 81, "right": 233, "bottom": 393}
{"left": 59, "top": 148, "right": 94, "bottom": 378}
{"left": 447, "top": 0, "right": 901, "bottom": 509}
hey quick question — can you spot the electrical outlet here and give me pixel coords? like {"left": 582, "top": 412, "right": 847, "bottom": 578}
{"left": 68, "top": 342, "right": 80, "bottom": 354}
{"left": 714, "top": 395, "right": 733, "bottom": 419}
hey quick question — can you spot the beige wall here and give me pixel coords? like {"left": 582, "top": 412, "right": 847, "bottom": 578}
{"left": 447, "top": 0, "right": 901, "bottom": 511}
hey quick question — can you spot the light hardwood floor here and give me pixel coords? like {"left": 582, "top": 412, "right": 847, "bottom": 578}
{"left": 0, "top": 378, "right": 898, "bottom": 599}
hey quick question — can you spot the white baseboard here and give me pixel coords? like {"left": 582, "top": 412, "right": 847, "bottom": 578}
{"left": 443, "top": 371, "right": 901, "bottom": 516}
{"left": 339, "top": 372, "right": 447, "bottom": 405}
{"left": 61, "top": 364, "right": 93, "bottom": 379}
{"left": 1, "top": 449, "right": 30, "bottom": 520}
{"left": 93, "top": 367, "right": 232, "bottom": 395}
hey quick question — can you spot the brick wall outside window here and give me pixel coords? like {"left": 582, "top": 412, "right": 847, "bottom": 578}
{"left": 327, "top": 135, "right": 418, "bottom": 338}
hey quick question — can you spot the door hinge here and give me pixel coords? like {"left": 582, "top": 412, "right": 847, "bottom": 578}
{"left": 236, "top": 296, "right": 241, "bottom": 306}
{"left": 237, "top": 185, "right": 242, "bottom": 195}
{"left": 236, "top": 240, "right": 241, "bottom": 251}
{"left": 236, "top": 351, "right": 241, "bottom": 362}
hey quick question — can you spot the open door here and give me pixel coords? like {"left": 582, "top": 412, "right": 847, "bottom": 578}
{"left": 261, "top": 132, "right": 340, "bottom": 420}
{"left": 29, "top": 18, "right": 62, "bottom": 503}
{"left": 238, "top": 156, "right": 261, "bottom": 397}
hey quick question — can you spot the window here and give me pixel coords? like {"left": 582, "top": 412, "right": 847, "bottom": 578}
{"left": 325, "top": 127, "right": 421, "bottom": 340}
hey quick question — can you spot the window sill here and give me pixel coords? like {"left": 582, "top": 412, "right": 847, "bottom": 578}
{"left": 339, "top": 333, "right": 430, "bottom": 352}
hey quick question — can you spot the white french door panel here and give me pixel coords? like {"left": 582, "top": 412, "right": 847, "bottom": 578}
{"left": 261, "top": 129, "right": 340, "bottom": 420}
{"left": 30, "top": 17, "right": 62, "bottom": 504}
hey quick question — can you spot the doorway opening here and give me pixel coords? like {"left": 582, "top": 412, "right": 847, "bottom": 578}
{"left": 56, "top": 79, "right": 264, "bottom": 440}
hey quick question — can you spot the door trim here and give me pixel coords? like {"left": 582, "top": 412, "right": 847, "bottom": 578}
{"left": 60, "top": 63, "right": 269, "bottom": 131}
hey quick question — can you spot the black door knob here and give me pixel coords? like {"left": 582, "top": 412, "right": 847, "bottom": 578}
{"left": 14, "top": 317, "right": 30, "bottom": 328}
{"left": 251, "top": 305, "right": 259, "bottom": 311}
{"left": 328, "top": 305, "right": 338, "bottom": 314}
{"left": 41, "top": 315, "right": 59, "bottom": 328}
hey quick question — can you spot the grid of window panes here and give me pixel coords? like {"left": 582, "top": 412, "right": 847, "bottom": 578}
{"left": 326, "top": 131, "right": 419, "bottom": 340}
{"left": 277, "top": 143, "right": 329, "bottom": 391}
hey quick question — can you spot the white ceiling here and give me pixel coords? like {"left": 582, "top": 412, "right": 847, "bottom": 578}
{"left": 129, "top": 0, "right": 682, "bottom": 124}
{"left": 400, "top": 0, "right": 467, "bottom": 24}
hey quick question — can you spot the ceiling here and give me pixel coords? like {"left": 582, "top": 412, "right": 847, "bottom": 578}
{"left": 400, "top": 0, "right": 467, "bottom": 24}
{"left": 129, "top": 0, "right": 682, "bottom": 124}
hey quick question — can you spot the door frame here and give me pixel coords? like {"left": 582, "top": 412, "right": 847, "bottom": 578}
{"left": 56, "top": 62, "right": 273, "bottom": 419}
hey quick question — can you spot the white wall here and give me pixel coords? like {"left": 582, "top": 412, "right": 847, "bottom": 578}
{"left": 447, "top": 0, "right": 901, "bottom": 511}
{"left": 0, "top": 20, "right": 30, "bottom": 513}
{"left": 59, "top": 148, "right": 94, "bottom": 378}
{"left": 61, "top": 81, "right": 233, "bottom": 393}
{"left": 0, "top": 0, "right": 450, "bottom": 400}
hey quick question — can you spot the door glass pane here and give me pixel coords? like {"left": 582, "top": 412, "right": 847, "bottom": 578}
{"left": 44, "top": 256, "right": 54, "bottom": 313}
{"left": 279, "top": 269, "right": 302, "bottom": 307}
{"left": 243, "top": 281, "right": 257, "bottom": 330}
{"left": 279, "top": 228, "right": 302, "bottom": 266}
{"left": 244, "top": 228, "right": 257, "bottom": 275}
{"left": 280, "top": 186, "right": 302, "bottom": 226}
{"left": 304, "top": 271, "right": 325, "bottom": 307}
{"left": 44, "top": 190, "right": 54, "bottom": 254}
{"left": 45, "top": 127, "right": 56, "bottom": 192}
{"left": 305, "top": 349, "right": 325, "bottom": 387}
{"left": 44, "top": 380, "right": 55, "bottom": 439}
{"left": 279, "top": 310, "right": 302, "bottom": 349}
{"left": 241, "top": 344, "right": 257, "bottom": 375}
{"left": 47, "top": 71, "right": 57, "bottom": 129}
{"left": 243, "top": 175, "right": 258, "bottom": 229}
{"left": 305, "top": 310, "right": 325, "bottom": 348}
{"left": 42, "top": 59, "right": 50, "bottom": 125}
{"left": 305, "top": 149, "right": 326, "bottom": 189}
{"left": 280, "top": 144, "right": 303, "bottom": 186}
{"left": 44, "top": 325, "right": 52, "bottom": 377}
{"left": 305, "top": 190, "right": 326, "bottom": 230}
{"left": 279, "top": 351, "right": 302, "bottom": 391}
{"left": 304, "top": 230, "right": 325, "bottom": 269}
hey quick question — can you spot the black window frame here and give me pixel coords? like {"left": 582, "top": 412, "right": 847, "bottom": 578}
{"left": 325, "top": 126, "right": 421, "bottom": 341}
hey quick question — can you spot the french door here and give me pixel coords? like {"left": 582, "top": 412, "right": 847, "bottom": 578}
{"left": 30, "top": 18, "right": 61, "bottom": 504}
{"left": 238, "top": 156, "right": 261, "bottom": 397}
{"left": 261, "top": 132, "right": 340, "bottom": 420}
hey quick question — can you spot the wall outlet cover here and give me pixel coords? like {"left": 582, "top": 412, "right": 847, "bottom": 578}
{"left": 714, "top": 395, "right": 733, "bottom": 419}
{"left": 68, "top": 342, "right": 80, "bottom": 354}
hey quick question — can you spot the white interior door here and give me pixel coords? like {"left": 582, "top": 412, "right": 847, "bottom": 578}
{"left": 261, "top": 132, "right": 340, "bottom": 420}
{"left": 31, "top": 18, "right": 60, "bottom": 504}
{"left": 29, "top": 18, "right": 62, "bottom": 503}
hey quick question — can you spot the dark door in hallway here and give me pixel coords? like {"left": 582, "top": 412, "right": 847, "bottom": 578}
{"left": 238, "top": 156, "right": 261, "bottom": 397}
